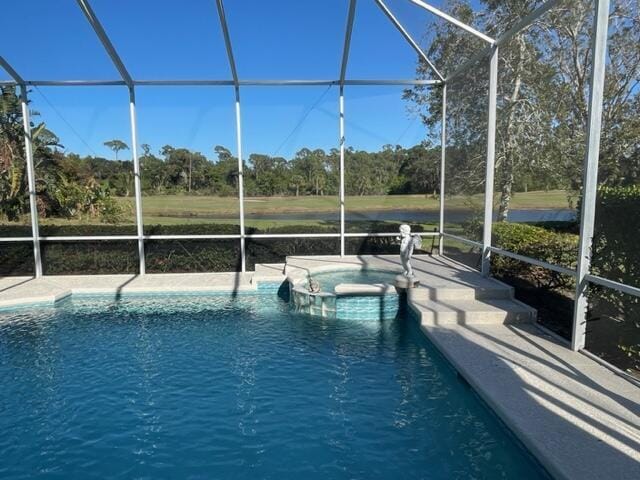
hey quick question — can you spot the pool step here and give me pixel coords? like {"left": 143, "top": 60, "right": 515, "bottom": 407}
{"left": 410, "top": 297, "right": 536, "bottom": 326}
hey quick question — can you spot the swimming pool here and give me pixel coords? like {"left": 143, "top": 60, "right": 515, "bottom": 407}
{"left": 0, "top": 291, "right": 547, "bottom": 479}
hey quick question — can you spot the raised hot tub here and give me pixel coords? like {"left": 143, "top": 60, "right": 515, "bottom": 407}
{"left": 288, "top": 268, "right": 403, "bottom": 320}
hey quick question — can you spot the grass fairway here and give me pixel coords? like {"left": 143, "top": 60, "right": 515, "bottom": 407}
{"left": 3, "top": 190, "right": 572, "bottom": 229}
{"left": 117, "top": 190, "right": 573, "bottom": 217}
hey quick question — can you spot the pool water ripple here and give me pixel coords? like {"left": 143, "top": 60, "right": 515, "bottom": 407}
{"left": 0, "top": 294, "right": 547, "bottom": 479}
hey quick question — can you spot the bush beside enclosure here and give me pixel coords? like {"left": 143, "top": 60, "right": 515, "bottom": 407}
{"left": 0, "top": 223, "right": 433, "bottom": 276}
{"left": 486, "top": 222, "right": 578, "bottom": 340}
{"left": 587, "top": 186, "right": 640, "bottom": 376}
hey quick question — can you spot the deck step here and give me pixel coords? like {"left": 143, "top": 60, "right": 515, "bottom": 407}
{"left": 408, "top": 283, "right": 513, "bottom": 301}
{"left": 410, "top": 298, "right": 536, "bottom": 326}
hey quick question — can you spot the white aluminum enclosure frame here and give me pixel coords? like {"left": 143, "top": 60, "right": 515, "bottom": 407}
{"left": 571, "top": 0, "right": 611, "bottom": 351}
{"left": 441, "top": 0, "right": 634, "bottom": 358}
{"left": 19, "top": 86, "right": 43, "bottom": 278}
{"left": 338, "top": 0, "right": 357, "bottom": 257}
{"left": 77, "top": 0, "right": 146, "bottom": 275}
{"left": 409, "top": 0, "right": 495, "bottom": 45}
{"left": 215, "top": 0, "right": 247, "bottom": 272}
{"left": 1, "top": 0, "right": 639, "bottom": 367}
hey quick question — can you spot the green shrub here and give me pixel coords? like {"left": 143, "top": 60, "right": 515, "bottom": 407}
{"left": 42, "top": 241, "right": 139, "bottom": 275}
{"left": 0, "top": 243, "right": 34, "bottom": 276}
{"left": 477, "top": 222, "right": 578, "bottom": 340}
{"left": 0, "top": 221, "right": 424, "bottom": 275}
{"left": 588, "top": 185, "right": 640, "bottom": 375}
{"left": 38, "top": 224, "right": 138, "bottom": 236}
{"left": 489, "top": 222, "right": 578, "bottom": 290}
{"left": 591, "top": 185, "right": 640, "bottom": 288}
{"left": 146, "top": 239, "right": 240, "bottom": 273}
{"left": 38, "top": 179, "right": 129, "bottom": 224}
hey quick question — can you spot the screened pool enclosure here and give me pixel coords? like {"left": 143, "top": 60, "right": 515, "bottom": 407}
{"left": 1, "top": 0, "right": 639, "bottom": 371}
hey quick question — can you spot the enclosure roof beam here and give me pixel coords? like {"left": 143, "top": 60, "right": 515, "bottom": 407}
{"left": 343, "top": 79, "right": 440, "bottom": 85}
{"left": 76, "top": 0, "right": 133, "bottom": 87}
{"left": 0, "top": 55, "right": 25, "bottom": 85}
{"left": 375, "top": 0, "right": 444, "bottom": 82}
{"left": 0, "top": 80, "right": 128, "bottom": 87}
{"left": 408, "top": 0, "right": 495, "bottom": 45}
{"left": 339, "top": 0, "right": 357, "bottom": 87}
{"left": 215, "top": 0, "right": 239, "bottom": 87}
{"left": 446, "top": 0, "right": 561, "bottom": 82}
{"left": 0, "top": 79, "right": 441, "bottom": 87}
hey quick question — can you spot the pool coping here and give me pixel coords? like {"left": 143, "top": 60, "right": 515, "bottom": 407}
{"left": 0, "top": 272, "right": 275, "bottom": 310}
{"left": 1, "top": 255, "right": 639, "bottom": 479}
{"left": 333, "top": 283, "right": 397, "bottom": 295}
{"left": 414, "top": 319, "right": 640, "bottom": 480}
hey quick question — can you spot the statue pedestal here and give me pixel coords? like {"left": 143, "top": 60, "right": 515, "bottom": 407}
{"left": 394, "top": 274, "right": 420, "bottom": 289}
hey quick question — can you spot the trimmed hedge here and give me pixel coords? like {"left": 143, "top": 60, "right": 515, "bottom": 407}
{"left": 42, "top": 241, "right": 139, "bottom": 275}
{"left": 0, "top": 222, "right": 431, "bottom": 275}
{"left": 490, "top": 222, "right": 578, "bottom": 290}
{"left": 0, "top": 243, "right": 35, "bottom": 276}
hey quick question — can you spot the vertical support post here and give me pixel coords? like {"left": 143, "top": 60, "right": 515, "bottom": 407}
{"left": 339, "top": 87, "right": 346, "bottom": 256}
{"left": 439, "top": 83, "right": 447, "bottom": 256}
{"left": 215, "top": 0, "right": 244, "bottom": 272}
{"left": 572, "top": 0, "right": 610, "bottom": 351}
{"left": 128, "top": 87, "right": 146, "bottom": 275}
{"left": 339, "top": 0, "right": 356, "bottom": 257}
{"left": 482, "top": 46, "right": 498, "bottom": 276}
{"left": 234, "top": 87, "right": 246, "bottom": 272}
{"left": 19, "top": 85, "right": 42, "bottom": 277}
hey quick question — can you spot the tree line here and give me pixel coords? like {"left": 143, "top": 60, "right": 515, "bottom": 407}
{"left": 136, "top": 142, "right": 448, "bottom": 198}
{"left": 3, "top": 82, "right": 450, "bottom": 223}
{"left": 405, "top": 0, "right": 640, "bottom": 220}
{"left": 0, "top": 80, "right": 571, "bottom": 225}
{"left": 2, "top": 1, "right": 638, "bottom": 225}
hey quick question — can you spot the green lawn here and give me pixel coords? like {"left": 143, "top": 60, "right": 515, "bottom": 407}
{"left": 3, "top": 190, "right": 573, "bottom": 228}
{"left": 119, "top": 189, "right": 573, "bottom": 217}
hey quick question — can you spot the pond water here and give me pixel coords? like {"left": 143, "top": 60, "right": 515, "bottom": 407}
{"left": 156, "top": 208, "right": 576, "bottom": 224}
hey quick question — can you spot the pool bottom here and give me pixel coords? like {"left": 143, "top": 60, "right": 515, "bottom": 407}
{"left": 0, "top": 292, "right": 547, "bottom": 479}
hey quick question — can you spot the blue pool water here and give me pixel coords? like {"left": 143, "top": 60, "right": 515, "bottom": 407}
{"left": 310, "top": 269, "right": 399, "bottom": 292}
{"left": 0, "top": 292, "right": 547, "bottom": 479}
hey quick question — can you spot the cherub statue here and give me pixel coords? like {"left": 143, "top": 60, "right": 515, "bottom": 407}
{"left": 397, "top": 224, "right": 422, "bottom": 277}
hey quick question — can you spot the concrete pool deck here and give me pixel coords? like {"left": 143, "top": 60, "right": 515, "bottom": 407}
{"left": 0, "top": 254, "right": 638, "bottom": 479}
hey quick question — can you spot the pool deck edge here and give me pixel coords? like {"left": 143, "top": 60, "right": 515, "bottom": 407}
{"left": 417, "top": 320, "right": 640, "bottom": 480}
{"left": 0, "top": 272, "right": 267, "bottom": 309}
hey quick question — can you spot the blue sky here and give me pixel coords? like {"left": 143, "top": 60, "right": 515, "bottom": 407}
{"left": 1, "top": 0, "right": 483, "bottom": 160}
